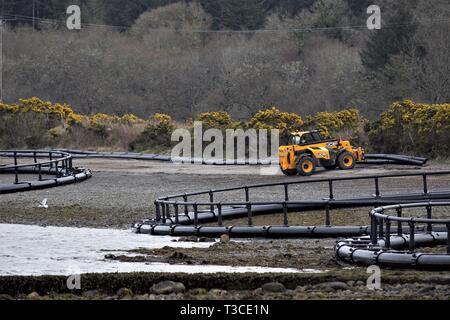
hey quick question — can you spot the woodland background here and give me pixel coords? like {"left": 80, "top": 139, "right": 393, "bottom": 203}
{"left": 1, "top": 0, "right": 448, "bottom": 119}
{"left": 0, "top": 1, "right": 449, "bottom": 157}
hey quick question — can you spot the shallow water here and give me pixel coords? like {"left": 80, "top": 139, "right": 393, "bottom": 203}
{"left": 0, "top": 224, "right": 309, "bottom": 276}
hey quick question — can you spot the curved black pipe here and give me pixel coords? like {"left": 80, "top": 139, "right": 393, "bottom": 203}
{"left": 136, "top": 171, "right": 450, "bottom": 269}
{"left": 0, "top": 150, "right": 92, "bottom": 194}
{"left": 336, "top": 235, "right": 450, "bottom": 269}
{"left": 334, "top": 201, "right": 450, "bottom": 269}
{"left": 34, "top": 149, "right": 428, "bottom": 167}
{"left": 0, "top": 168, "right": 92, "bottom": 194}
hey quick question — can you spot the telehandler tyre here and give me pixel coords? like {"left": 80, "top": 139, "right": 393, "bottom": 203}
{"left": 297, "top": 156, "right": 316, "bottom": 176}
{"left": 337, "top": 152, "right": 356, "bottom": 170}
{"left": 281, "top": 168, "right": 298, "bottom": 176}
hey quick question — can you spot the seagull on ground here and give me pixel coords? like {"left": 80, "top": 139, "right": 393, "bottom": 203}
{"left": 38, "top": 198, "right": 48, "bottom": 209}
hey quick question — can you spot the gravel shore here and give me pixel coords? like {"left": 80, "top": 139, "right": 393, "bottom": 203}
{"left": 1, "top": 159, "right": 449, "bottom": 228}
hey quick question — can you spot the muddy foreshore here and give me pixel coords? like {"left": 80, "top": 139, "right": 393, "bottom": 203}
{"left": 109, "top": 239, "right": 337, "bottom": 270}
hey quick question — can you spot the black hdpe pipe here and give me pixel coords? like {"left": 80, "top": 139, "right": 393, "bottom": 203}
{"left": 334, "top": 201, "right": 450, "bottom": 269}
{"left": 366, "top": 154, "right": 428, "bottom": 162}
{"left": 0, "top": 150, "right": 92, "bottom": 194}
{"left": 37, "top": 149, "right": 172, "bottom": 162}
{"left": 0, "top": 167, "right": 92, "bottom": 194}
{"left": 29, "top": 149, "right": 428, "bottom": 167}
{"left": 136, "top": 171, "right": 450, "bottom": 240}
{"left": 360, "top": 154, "right": 428, "bottom": 166}
{"left": 336, "top": 232, "right": 450, "bottom": 269}
{"left": 136, "top": 222, "right": 448, "bottom": 239}
{"left": 136, "top": 224, "right": 371, "bottom": 238}
{"left": 134, "top": 191, "right": 450, "bottom": 238}
{"left": 144, "top": 191, "right": 450, "bottom": 227}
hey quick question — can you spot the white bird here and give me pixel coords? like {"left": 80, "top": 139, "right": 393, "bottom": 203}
{"left": 38, "top": 198, "right": 48, "bottom": 209}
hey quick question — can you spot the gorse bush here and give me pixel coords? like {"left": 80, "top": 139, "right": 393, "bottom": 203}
{"left": 88, "top": 113, "right": 114, "bottom": 138}
{"left": 1, "top": 97, "right": 450, "bottom": 158}
{"left": 0, "top": 97, "right": 83, "bottom": 126}
{"left": 0, "top": 97, "right": 146, "bottom": 128}
{"left": 0, "top": 112, "right": 53, "bottom": 148}
{"left": 121, "top": 113, "right": 145, "bottom": 125}
{"left": 151, "top": 113, "right": 174, "bottom": 134}
{"left": 129, "top": 113, "right": 175, "bottom": 151}
{"left": 0, "top": 98, "right": 75, "bottom": 148}
{"left": 87, "top": 113, "right": 144, "bottom": 138}
{"left": 196, "top": 111, "right": 239, "bottom": 130}
{"left": 305, "top": 109, "right": 361, "bottom": 137}
{"left": 0, "top": 97, "right": 146, "bottom": 150}
{"left": 368, "top": 100, "right": 450, "bottom": 156}
{"left": 305, "top": 108, "right": 368, "bottom": 145}
{"left": 245, "top": 107, "right": 304, "bottom": 138}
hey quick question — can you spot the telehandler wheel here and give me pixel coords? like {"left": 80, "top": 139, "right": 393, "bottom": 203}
{"left": 337, "top": 152, "right": 356, "bottom": 170}
{"left": 281, "top": 169, "right": 298, "bottom": 176}
{"left": 297, "top": 156, "right": 316, "bottom": 176}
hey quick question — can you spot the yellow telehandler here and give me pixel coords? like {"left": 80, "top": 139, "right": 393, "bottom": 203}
{"left": 279, "top": 130, "right": 364, "bottom": 176}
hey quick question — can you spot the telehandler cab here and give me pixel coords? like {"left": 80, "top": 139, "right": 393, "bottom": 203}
{"left": 279, "top": 130, "right": 364, "bottom": 176}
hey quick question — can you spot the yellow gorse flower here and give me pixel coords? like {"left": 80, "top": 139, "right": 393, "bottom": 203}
{"left": 0, "top": 97, "right": 146, "bottom": 128}
{"left": 245, "top": 107, "right": 304, "bottom": 134}
{"left": 197, "top": 111, "right": 240, "bottom": 129}
{"left": 305, "top": 108, "right": 364, "bottom": 138}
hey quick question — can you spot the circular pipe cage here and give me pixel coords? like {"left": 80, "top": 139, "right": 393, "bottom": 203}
{"left": 135, "top": 170, "right": 450, "bottom": 270}
{"left": 0, "top": 150, "right": 92, "bottom": 194}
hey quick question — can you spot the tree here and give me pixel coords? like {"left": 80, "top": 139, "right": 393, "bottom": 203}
{"left": 383, "top": 25, "right": 450, "bottom": 103}
{"left": 130, "top": 1, "right": 211, "bottom": 49}
{"left": 200, "top": 0, "right": 267, "bottom": 30}
{"left": 282, "top": 0, "right": 351, "bottom": 44}
{"left": 265, "top": 0, "right": 315, "bottom": 17}
{"left": 1, "top": 0, "right": 75, "bottom": 28}
{"left": 101, "top": 0, "right": 179, "bottom": 29}
{"left": 344, "top": 0, "right": 370, "bottom": 17}
{"left": 360, "top": 0, "right": 418, "bottom": 72}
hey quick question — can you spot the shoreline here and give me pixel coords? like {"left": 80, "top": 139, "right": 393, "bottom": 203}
{"left": 1, "top": 271, "right": 449, "bottom": 300}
